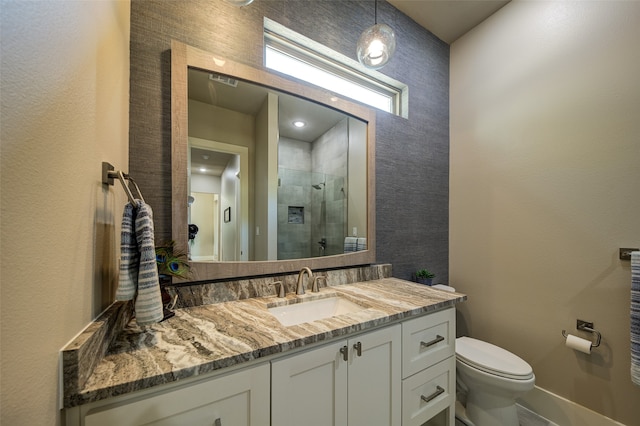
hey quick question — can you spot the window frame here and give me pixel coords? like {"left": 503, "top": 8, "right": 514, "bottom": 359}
{"left": 264, "top": 18, "right": 408, "bottom": 118}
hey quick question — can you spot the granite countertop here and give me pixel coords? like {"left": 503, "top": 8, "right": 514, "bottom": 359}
{"left": 65, "top": 278, "right": 465, "bottom": 408}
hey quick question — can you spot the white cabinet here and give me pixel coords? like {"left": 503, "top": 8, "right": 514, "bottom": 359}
{"left": 401, "top": 308, "right": 456, "bottom": 426}
{"left": 271, "top": 324, "right": 401, "bottom": 426}
{"left": 68, "top": 363, "right": 270, "bottom": 426}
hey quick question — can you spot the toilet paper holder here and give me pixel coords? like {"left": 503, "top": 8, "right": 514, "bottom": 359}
{"left": 562, "top": 320, "right": 602, "bottom": 348}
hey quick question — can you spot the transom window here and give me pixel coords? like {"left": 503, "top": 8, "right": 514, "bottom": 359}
{"left": 264, "top": 18, "right": 408, "bottom": 118}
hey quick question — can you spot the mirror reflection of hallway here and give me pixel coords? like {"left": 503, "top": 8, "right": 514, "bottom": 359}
{"left": 189, "top": 192, "right": 219, "bottom": 261}
{"left": 189, "top": 139, "right": 248, "bottom": 262}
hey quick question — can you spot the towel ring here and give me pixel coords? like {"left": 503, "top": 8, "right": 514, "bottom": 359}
{"left": 102, "top": 162, "right": 146, "bottom": 207}
{"left": 115, "top": 171, "right": 138, "bottom": 206}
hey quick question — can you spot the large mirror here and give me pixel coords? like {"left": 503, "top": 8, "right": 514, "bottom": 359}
{"left": 171, "top": 41, "right": 376, "bottom": 281}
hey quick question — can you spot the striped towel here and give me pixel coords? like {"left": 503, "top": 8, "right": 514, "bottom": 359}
{"left": 116, "top": 203, "right": 137, "bottom": 300}
{"left": 344, "top": 237, "right": 357, "bottom": 253}
{"left": 115, "top": 201, "right": 164, "bottom": 326}
{"left": 356, "top": 237, "right": 367, "bottom": 251}
{"left": 632, "top": 251, "right": 640, "bottom": 386}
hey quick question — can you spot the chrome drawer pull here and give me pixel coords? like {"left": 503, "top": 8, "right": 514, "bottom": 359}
{"left": 420, "top": 334, "right": 445, "bottom": 348}
{"left": 421, "top": 386, "right": 445, "bottom": 404}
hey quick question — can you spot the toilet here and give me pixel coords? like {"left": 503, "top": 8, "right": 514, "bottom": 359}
{"left": 455, "top": 336, "right": 535, "bottom": 426}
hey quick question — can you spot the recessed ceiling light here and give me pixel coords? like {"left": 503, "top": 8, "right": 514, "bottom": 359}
{"left": 200, "top": 167, "right": 206, "bottom": 172}
{"left": 293, "top": 120, "right": 306, "bottom": 128}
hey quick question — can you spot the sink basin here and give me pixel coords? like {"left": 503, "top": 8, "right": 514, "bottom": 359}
{"left": 268, "top": 296, "right": 366, "bottom": 326}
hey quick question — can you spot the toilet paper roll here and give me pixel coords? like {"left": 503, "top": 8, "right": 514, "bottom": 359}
{"left": 566, "top": 334, "right": 592, "bottom": 354}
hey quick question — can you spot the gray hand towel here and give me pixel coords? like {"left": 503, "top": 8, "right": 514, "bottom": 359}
{"left": 116, "top": 201, "right": 163, "bottom": 325}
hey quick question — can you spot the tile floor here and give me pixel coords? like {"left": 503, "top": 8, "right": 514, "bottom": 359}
{"left": 454, "top": 403, "right": 559, "bottom": 426}
{"left": 516, "top": 404, "right": 559, "bottom": 426}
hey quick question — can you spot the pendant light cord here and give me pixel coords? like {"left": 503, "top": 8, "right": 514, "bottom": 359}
{"left": 374, "top": 0, "right": 378, "bottom": 25}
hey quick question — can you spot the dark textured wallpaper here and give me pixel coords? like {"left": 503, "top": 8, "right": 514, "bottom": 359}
{"left": 129, "top": 0, "right": 449, "bottom": 283}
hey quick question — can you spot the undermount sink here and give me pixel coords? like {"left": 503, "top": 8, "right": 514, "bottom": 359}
{"left": 268, "top": 296, "right": 366, "bottom": 327}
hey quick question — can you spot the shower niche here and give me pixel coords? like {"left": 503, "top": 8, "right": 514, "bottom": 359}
{"left": 287, "top": 206, "right": 305, "bottom": 224}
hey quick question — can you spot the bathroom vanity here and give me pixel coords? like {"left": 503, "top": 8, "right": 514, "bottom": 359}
{"left": 62, "top": 272, "right": 465, "bottom": 426}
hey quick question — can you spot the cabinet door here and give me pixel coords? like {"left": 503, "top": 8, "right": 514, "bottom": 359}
{"left": 271, "top": 341, "right": 348, "bottom": 426}
{"left": 348, "top": 324, "right": 401, "bottom": 426}
{"left": 82, "top": 364, "right": 270, "bottom": 426}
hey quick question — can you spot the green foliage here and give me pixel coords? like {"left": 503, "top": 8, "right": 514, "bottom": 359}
{"left": 415, "top": 269, "right": 435, "bottom": 279}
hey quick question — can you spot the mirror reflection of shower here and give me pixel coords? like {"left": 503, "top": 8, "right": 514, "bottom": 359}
{"left": 277, "top": 168, "right": 347, "bottom": 260}
{"left": 276, "top": 115, "right": 352, "bottom": 260}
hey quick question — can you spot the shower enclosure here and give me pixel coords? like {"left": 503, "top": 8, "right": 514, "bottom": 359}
{"left": 277, "top": 168, "right": 347, "bottom": 260}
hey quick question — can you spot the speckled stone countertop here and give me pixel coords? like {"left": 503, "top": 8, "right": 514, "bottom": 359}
{"left": 64, "top": 277, "right": 465, "bottom": 408}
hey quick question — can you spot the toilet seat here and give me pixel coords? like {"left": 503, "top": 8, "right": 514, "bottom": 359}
{"left": 456, "top": 336, "right": 533, "bottom": 380}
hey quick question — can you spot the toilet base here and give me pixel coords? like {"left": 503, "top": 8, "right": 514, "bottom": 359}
{"left": 465, "top": 390, "right": 519, "bottom": 426}
{"left": 454, "top": 400, "right": 474, "bottom": 426}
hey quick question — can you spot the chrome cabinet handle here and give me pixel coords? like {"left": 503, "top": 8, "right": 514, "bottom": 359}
{"left": 353, "top": 341, "right": 362, "bottom": 357}
{"left": 421, "top": 386, "right": 445, "bottom": 404}
{"left": 340, "top": 345, "right": 349, "bottom": 361}
{"left": 420, "top": 335, "right": 445, "bottom": 348}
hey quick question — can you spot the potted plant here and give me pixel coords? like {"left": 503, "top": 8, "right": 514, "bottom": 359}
{"left": 415, "top": 269, "right": 435, "bottom": 286}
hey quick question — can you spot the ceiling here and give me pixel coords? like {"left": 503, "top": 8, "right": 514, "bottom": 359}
{"left": 387, "top": 0, "right": 510, "bottom": 44}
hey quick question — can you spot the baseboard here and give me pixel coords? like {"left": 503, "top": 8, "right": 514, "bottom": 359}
{"left": 517, "top": 386, "right": 626, "bottom": 426}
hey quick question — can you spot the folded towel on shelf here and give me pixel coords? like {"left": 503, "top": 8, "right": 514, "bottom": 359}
{"left": 632, "top": 251, "right": 640, "bottom": 386}
{"left": 344, "top": 237, "right": 357, "bottom": 253}
{"left": 115, "top": 201, "right": 164, "bottom": 326}
{"left": 356, "top": 237, "right": 367, "bottom": 251}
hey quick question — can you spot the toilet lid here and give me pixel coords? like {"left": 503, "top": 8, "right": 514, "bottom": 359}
{"left": 456, "top": 336, "right": 533, "bottom": 380}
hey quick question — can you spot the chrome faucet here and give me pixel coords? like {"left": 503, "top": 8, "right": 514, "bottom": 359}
{"left": 296, "top": 267, "right": 313, "bottom": 295}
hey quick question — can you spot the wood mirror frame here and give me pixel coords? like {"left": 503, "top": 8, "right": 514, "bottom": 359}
{"left": 171, "top": 40, "right": 376, "bottom": 281}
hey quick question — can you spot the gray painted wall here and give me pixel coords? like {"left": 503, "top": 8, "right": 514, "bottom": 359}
{"left": 129, "top": 0, "right": 449, "bottom": 283}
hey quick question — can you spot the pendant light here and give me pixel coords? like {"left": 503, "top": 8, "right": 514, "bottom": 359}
{"left": 357, "top": 0, "right": 396, "bottom": 70}
{"left": 225, "top": 0, "right": 254, "bottom": 6}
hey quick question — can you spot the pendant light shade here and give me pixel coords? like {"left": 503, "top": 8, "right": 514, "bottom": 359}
{"left": 225, "top": 0, "right": 254, "bottom": 6}
{"left": 357, "top": 23, "right": 396, "bottom": 70}
{"left": 357, "top": 0, "right": 396, "bottom": 70}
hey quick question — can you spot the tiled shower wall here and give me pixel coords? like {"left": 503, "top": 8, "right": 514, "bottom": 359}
{"left": 129, "top": 0, "right": 450, "bottom": 282}
{"left": 277, "top": 118, "right": 349, "bottom": 259}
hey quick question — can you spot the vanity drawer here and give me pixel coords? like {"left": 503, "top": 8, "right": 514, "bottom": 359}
{"left": 402, "top": 307, "right": 455, "bottom": 379}
{"left": 402, "top": 356, "right": 455, "bottom": 426}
